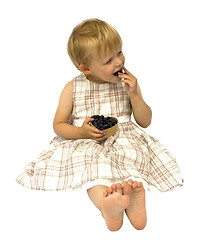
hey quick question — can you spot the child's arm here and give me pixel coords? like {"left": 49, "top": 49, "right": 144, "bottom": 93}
{"left": 129, "top": 85, "right": 152, "bottom": 128}
{"left": 118, "top": 67, "right": 152, "bottom": 128}
{"left": 53, "top": 81, "right": 106, "bottom": 141}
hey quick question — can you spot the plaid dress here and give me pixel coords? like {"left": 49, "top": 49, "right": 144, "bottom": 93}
{"left": 16, "top": 73, "right": 183, "bottom": 192}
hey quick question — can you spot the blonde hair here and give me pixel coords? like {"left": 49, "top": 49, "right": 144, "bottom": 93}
{"left": 67, "top": 18, "right": 122, "bottom": 69}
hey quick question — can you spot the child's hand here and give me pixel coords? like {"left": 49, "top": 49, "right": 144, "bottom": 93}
{"left": 118, "top": 67, "right": 138, "bottom": 98}
{"left": 80, "top": 117, "right": 107, "bottom": 142}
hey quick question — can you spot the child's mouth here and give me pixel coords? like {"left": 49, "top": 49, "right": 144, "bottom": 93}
{"left": 113, "top": 68, "right": 123, "bottom": 77}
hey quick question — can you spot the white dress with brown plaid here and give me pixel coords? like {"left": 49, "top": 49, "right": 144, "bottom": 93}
{"left": 16, "top": 74, "right": 183, "bottom": 192}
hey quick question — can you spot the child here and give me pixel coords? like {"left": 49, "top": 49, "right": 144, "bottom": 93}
{"left": 16, "top": 18, "right": 183, "bottom": 231}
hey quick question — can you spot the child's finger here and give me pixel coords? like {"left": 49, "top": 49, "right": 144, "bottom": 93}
{"left": 123, "top": 66, "right": 131, "bottom": 75}
{"left": 120, "top": 78, "right": 133, "bottom": 86}
{"left": 118, "top": 72, "right": 132, "bottom": 80}
{"left": 91, "top": 132, "right": 106, "bottom": 141}
{"left": 94, "top": 134, "right": 107, "bottom": 142}
{"left": 90, "top": 124, "right": 104, "bottom": 133}
{"left": 86, "top": 117, "right": 94, "bottom": 124}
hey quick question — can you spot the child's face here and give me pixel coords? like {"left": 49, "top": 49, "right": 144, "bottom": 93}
{"left": 85, "top": 46, "right": 125, "bottom": 84}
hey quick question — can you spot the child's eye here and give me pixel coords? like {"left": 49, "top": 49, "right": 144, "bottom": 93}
{"left": 118, "top": 50, "right": 122, "bottom": 55}
{"left": 106, "top": 59, "right": 112, "bottom": 64}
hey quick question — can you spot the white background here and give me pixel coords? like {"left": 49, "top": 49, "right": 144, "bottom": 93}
{"left": 1, "top": 0, "right": 207, "bottom": 239}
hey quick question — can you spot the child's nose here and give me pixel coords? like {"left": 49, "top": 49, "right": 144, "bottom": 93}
{"left": 115, "top": 57, "right": 123, "bottom": 66}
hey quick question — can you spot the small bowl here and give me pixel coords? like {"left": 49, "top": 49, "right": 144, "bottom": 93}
{"left": 91, "top": 117, "right": 118, "bottom": 138}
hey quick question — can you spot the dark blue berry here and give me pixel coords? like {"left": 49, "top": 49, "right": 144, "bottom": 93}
{"left": 91, "top": 115, "right": 117, "bottom": 130}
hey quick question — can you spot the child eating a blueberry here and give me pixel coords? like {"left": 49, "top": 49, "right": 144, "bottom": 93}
{"left": 16, "top": 18, "right": 183, "bottom": 231}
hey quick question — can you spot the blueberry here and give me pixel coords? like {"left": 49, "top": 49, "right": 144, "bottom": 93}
{"left": 91, "top": 115, "right": 117, "bottom": 130}
{"left": 104, "top": 124, "right": 108, "bottom": 129}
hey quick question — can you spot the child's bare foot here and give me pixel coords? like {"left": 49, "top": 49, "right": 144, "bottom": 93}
{"left": 122, "top": 179, "right": 147, "bottom": 230}
{"left": 102, "top": 182, "right": 132, "bottom": 231}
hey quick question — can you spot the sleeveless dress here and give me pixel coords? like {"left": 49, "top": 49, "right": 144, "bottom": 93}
{"left": 16, "top": 73, "right": 183, "bottom": 192}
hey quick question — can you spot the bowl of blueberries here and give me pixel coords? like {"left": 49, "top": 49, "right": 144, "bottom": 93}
{"left": 90, "top": 115, "right": 118, "bottom": 138}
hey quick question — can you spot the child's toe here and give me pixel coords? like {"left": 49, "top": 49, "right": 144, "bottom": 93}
{"left": 115, "top": 183, "right": 122, "bottom": 193}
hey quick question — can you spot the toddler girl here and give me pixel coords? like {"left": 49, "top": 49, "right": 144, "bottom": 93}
{"left": 16, "top": 18, "right": 183, "bottom": 231}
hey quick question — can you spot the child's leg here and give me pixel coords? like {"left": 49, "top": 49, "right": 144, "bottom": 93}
{"left": 122, "top": 180, "right": 147, "bottom": 230}
{"left": 87, "top": 183, "right": 132, "bottom": 231}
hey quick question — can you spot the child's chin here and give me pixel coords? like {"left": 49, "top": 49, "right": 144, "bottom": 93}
{"left": 112, "top": 76, "right": 121, "bottom": 82}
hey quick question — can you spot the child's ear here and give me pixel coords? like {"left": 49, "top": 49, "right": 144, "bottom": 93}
{"left": 78, "top": 64, "right": 91, "bottom": 74}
